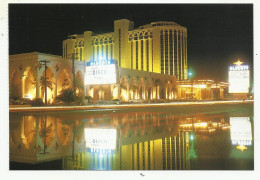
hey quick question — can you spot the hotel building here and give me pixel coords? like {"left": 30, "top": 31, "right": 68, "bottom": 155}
{"left": 9, "top": 19, "right": 227, "bottom": 103}
{"left": 63, "top": 19, "right": 188, "bottom": 79}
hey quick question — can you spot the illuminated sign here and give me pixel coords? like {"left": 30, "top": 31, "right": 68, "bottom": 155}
{"left": 230, "top": 117, "right": 252, "bottom": 146}
{"left": 84, "top": 128, "right": 117, "bottom": 150}
{"left": 228, "top": 62, "right": 250, "bottom": 93}
{"left": 85, "top": 59, "right": 117, "bottom": 85}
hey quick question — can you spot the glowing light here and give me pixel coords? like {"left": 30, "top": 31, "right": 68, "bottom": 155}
{"left": 180, "top": 124, "right": 193, "bottom": 127}
{"left": 24, "top": 93, "right": 33, "bottom": 100}
{"left": 236, "top": 145, "right": 247, "bottom": 152}
{"left": 194, "top": 122, "right": 207, "bottom": 127}
{"left": 84, "top": 128, "right": 117, "bottom": 150}
{"left": 190, "top": 135, "right": 194, "bottom": 140}
{"left": 233, "top": 60, "right": 244, "bottom": 65}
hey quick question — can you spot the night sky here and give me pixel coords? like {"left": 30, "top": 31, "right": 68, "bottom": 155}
{"left": 9, "top": 4, "right": 253, "bottom": 82}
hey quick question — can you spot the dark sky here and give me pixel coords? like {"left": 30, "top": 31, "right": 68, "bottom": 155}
{"left": 9, "top": 4, "right": 253, "bottom": 82}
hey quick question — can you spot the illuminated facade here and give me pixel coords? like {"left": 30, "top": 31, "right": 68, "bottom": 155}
{"left": 9, "top": 52, "right": 178, "bottom": 103}
{"left": 9, "top": 52, "right": 86, "bottom": 103}
{"left": 63, "top": 19, "right": 188, "bottom": 80}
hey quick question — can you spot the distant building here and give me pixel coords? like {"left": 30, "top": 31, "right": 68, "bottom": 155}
{"left": 177, "top": 80, "right": 229, "bottom": 100}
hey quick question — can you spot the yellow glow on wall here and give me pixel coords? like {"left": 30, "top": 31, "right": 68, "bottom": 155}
{"left": 24, "top": 93, "right": 33, "bottom": 100}
{"left": 43, "top": 87, "right": 54, "bottom": 103}
{"left": 121, "top": 89, "right": 128, "bottom": 101}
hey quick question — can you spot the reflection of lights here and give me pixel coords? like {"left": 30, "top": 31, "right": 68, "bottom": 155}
{"left": 180, "top": 124, "right": 192, "bottom": 127}
{"left": 190, "top": 135, "right": 194, "bottom": 140}
{"left": 194, "top": 122, "right": 207, "bottom": 127}
{"left": 84, "top": 128, "right": 117, "bottom": 150}
{"left": 236, "top": 145, "right": 247, "bottom": 152}
{"left": 222, "top": 126, "right": 231, "bottom": 129}
{"left": 230, "top": 117, "right": 252, "bottom": 150}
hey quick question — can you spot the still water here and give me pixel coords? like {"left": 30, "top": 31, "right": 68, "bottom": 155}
{"left": 10, "top": 104, "right": 254, "bottom": 170}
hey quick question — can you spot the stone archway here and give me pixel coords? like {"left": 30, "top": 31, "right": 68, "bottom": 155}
{"left": 130, "top": 77, "right": 138, "bottom": 99}
{"left": 23, "top": 67, "right": 37, "bottom": 100}
{"left": 57, "top": 69, "right": 72, "bottom": 95}
{"left": 10, "top": 69, "right": 21, "bottom": 98}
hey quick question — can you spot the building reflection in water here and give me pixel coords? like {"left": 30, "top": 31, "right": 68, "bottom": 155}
{"left": 9, "top": 111, "right": 253, "bottom": 170}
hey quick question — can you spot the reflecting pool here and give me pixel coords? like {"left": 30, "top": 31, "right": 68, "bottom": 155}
{"left": 10, "top": 104, "right": 254, "bottom": 170}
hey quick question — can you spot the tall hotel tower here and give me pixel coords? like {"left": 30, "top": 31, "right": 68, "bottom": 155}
{"left": 63, "top": 19, "right": 188, "bottom": 80}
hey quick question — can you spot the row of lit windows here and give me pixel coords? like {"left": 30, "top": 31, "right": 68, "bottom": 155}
{"left": 128, "top": 31, "right": 153, "bottom": 41}
{"left": 93, "top": 44, "right": 113, "bottom": 60}
{"left": 74, "top": 40, "right": 84, "bottom": 48}
{"left": 162, "top": 133, "right": 189, "bottom": 170}
{"left": 91, "top": 36, "right": 114, "bottom": 45}
{"left": 130, "top": 39, "right": 152, "bottom": 71}
{"left": 160, "top": 29, "right": 187, "bottom": 79}
{"left": 152, "top": 23, "right": 177, "bottom": 27}
{"left": 74, "top": 48, "right": 83, "bottom": 61}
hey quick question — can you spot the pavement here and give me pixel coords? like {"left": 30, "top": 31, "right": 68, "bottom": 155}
{"left": 9, "top": 100, "right": 254, "bottom": 112}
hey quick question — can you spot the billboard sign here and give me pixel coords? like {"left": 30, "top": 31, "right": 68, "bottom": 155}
{"left": 228, "top": 61, "right": 250, "bottom": 93}
{"left": 85, "top": 59, "right": 117, "bottom": 85}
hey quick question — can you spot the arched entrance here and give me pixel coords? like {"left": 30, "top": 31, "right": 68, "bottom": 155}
{"left": 24, "top": 67, "right": 36, "bottom": 100}
{"left": 57, "top": 69, "right": 72, "bottom": 95}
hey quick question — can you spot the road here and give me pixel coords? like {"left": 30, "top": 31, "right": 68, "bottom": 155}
{"left": 9, "top": 100, "right": 254, "bottom": 112}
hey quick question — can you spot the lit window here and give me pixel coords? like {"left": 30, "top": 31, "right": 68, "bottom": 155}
{"left": 139, "top": 33, "right": 143, "bottom": 40}
{"left": 104, "top": 38, "right": 108, "bottom": 44}
{"left": 129, "top": 34, "right": 133, "bottom": 41}
{"left": 95, "top": 39, "right": 98, "bottom": 45}
{"left": 134, "top": 33, "right": 138, "bottom": 40}
{"left": 109, "top": 37, "right": 112, "bottom": 43}
{"left": 144, "top": 32, "right": 149, "bottom": 39}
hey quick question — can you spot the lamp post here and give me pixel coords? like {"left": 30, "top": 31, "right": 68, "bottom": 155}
{"left": 39, "top": 60, "right": 50, "bottom": 106}
{"left": 188, "top": 71, "right": 193, "bottom": 100}
{"left": 67, "top": 53, "right": 79, "bottom": 95}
